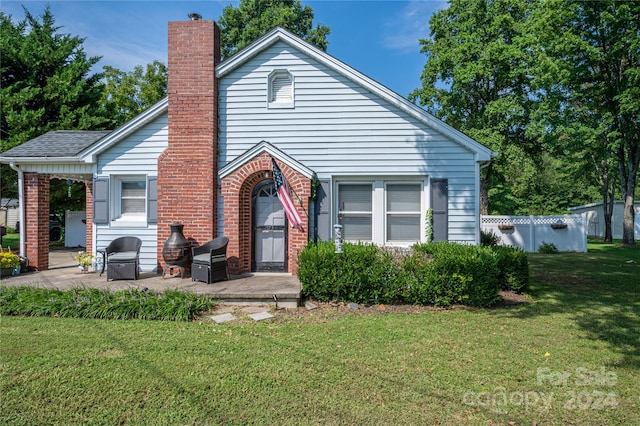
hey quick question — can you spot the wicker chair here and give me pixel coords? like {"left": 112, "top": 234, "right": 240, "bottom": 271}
{"left": 103, "top": 236, "right": 142, "bottom": 281}
{"left": 191, "top": 237, "right": 229, "bottom": 284}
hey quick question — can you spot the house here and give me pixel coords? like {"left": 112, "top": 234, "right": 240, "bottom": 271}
{"left": 0, "top": 198, "right": 19, "bottom": 229}
{"left": 569, "top": 201, "right": 640, "bottom": 240}
{"left": 0, "top": 17, "right": 496, "bottom": 275}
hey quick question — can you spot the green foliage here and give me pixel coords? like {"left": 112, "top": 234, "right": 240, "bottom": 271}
{"left": 101, "top": 61, "right": 168, "bottom": 127}
{"left": 299, "top": 241, "right": 524, "bottom": 307}
{"left": 492, "top": 245, "right": 529, "bottom": 292}
{"left": 218, "top": 0, "right": 330, "bottom": 59}
{"left": 480, "top": 229, "right": 500, "bottom": 247}
{"left": 298, "top": 241, "right": 402, "bottom": 304}
{"left": 0, "top": 287, "right": 215, "bottom": 321}
{"left": 537, "top": 242, "right": 559, "bottom": 254}
{"left": 412, "top": 242, "right": 501, "bottom": 307}
{"left": 0, "top": 6, "right": 110, "bottom": 201}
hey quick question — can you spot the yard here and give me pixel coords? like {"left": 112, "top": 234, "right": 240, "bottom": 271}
{"left": 1, "top": 241, "right": 638, "bottom": 425}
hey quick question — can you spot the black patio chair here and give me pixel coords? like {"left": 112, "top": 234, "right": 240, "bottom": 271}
{"left": 102, "top": 236, "right": 142, "bottom": 281}
{"left": 191, "top": 236, "right": 229, "bottom": 284}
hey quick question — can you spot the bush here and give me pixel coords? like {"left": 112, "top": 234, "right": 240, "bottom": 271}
{"left": 492, "top": 246, "right": 529, "bottom": 292}
{"left": 411, "top": 242, "right": 501, "bottom": 307}
{"left": 298, "top": 241, "right": 402, "bottom": 304}
{"left": 480, "top": 230, "right": 501, "bottom": 246}
{"left": 538, "top": 242, "right": 559, "bottom": 254}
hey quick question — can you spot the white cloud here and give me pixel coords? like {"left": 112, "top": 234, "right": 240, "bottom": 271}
{"left": 382, "top": 0, "right": 447, "bottom": 52}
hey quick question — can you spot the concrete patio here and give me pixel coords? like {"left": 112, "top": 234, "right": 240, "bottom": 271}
{"left": 0, "top": 249, "right": 302, "bottom": 308}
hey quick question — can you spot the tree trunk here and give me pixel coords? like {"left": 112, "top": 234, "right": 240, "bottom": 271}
{"left": 618, "top": 143, "right": 639, "bottom": 245}
{"left": 480, "top": 163, "right": 492, "bottom": 216}
{"left": 602, "top": 176, "right": 614, "bottom": 243}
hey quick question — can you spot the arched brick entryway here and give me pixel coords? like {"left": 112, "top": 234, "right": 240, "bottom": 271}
{"left": 221, "top": 152, "right": 311, "bottom": 275}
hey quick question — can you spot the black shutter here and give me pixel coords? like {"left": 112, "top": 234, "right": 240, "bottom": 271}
{"left": 431, "top": 179, "right": 448, "bottom": 242}
{"left": 93, "top": 177, "right": 109, "bottom": 224}
{"left": 316, "top": 180, "right": 331, "bottom": 241}
{"left": 147, "top": 176, "right": 158, "bottom": 224}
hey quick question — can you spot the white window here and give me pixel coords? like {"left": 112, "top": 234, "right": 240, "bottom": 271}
{"left": 338, "top": 183, "right": 373, "bottom": 241}
{"left": 336, "top": 180, "right": 425, "bottom": 245}
{"left": 112, "top": 176, "right": 146, "bottom": 223}
{"left": 268, "top": 69, "right": 294, "bottom": 108}
{"left": 386, "top": 184, "right": 422, "bottom": 242}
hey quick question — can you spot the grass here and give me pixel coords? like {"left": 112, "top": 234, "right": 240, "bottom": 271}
{"left": 1, "top": 240, "right": 639, "bottom": 424}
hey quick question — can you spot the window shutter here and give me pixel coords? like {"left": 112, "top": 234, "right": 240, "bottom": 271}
{"left": 316, "top": 180, "right": 331, "bottom": 241}
{"left": 93, "top": 177, "right": 109, "bottom": 224}
{"left": 147, "top": 176, "right": 158, "bottom": 224}
{"left": 431, "top": 179, "right": 448, "bottom": 241}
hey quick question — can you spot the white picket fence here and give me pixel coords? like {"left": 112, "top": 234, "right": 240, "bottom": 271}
{"left": 481, "top": 214, "right": 587, "bottom": 252}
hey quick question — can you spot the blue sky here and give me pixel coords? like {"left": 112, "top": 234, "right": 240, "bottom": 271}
{"left": 3, "top": 0, "right": 448, "bottom": 97}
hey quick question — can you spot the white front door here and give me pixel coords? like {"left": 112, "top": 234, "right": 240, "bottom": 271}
{"left": 252, "top": 181, "right": 287, "bottom": 272}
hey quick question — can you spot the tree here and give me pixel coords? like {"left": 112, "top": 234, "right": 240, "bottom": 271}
{"left": 409, "top": 0, "right": 543, "bottom": 215}
{"left": 101, "top": 61, "right": 168, "bottom": 127}
{"left": 0, "top": 6, "right": 109, "bottom": 200}
{"left": 535, "top": 0, "right": 640, "bottom": 244}
{"left": 218, "top": 0, "right": 330, "bottom": 60}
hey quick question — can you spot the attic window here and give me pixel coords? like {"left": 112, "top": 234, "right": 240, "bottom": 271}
{"left": 268, "top": 70, "right": 294, "bottom": 108}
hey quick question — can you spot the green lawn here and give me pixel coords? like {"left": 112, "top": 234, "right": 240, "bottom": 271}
{"left": 1, "top": 240, "right": 638, "bottom": 425}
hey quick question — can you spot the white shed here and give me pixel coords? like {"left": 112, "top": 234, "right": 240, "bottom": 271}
{"left": 568, "top": 201, "right": 640, "bottom": 239}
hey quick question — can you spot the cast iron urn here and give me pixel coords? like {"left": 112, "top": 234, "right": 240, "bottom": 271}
{"left": 162, "top": 223, "right": 191, "bottom": 277}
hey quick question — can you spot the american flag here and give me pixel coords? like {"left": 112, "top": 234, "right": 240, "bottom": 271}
{"left": 272, "top": 158, "right": 303, "bottom": 229}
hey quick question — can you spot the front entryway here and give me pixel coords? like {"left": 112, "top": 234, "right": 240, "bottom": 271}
{"left": 252, "top": 181, "right": 287, "bottom": 272}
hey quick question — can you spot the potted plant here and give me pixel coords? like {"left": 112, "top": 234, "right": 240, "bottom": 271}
{"left": 0, "top": 250, "right": 20, "bottom": 277}
{"left": 74, "top": 251, "right": 94, "bottom": 273}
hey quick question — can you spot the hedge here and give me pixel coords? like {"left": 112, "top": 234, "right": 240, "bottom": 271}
{"left": 298, "top": 241, "right": 528, "bottom": 307}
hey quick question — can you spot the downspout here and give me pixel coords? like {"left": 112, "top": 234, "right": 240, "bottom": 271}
{"left": 9, "top": 162, "right": 25, "bottom": 257}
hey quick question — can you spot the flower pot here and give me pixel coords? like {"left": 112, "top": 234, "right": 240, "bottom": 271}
{"left": 0, "top": 267, "right": 14, "bottom": 278}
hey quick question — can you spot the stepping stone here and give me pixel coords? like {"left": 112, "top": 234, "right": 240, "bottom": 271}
{"left": 248, "top": 311, "right": 274, "bottom": 321}
{"left": 211, "top": 313, "right": 237, "bottom": 323}
{"left": 305, "top": 302, "right": 318, "bottom": 311}
{"left": 347, "top": 302, "right": 359, "bottom": 310}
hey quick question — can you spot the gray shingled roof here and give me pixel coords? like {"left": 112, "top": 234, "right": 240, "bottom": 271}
{"left": 1, "top": 130, "right": 112, "bottom": 158}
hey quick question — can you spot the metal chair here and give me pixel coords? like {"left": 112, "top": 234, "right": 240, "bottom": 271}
{"left": 103, "top": 236, "right": 142, "bottom": 281}
{"left": 191, "top": 237, "right": 229, "bottom": 284}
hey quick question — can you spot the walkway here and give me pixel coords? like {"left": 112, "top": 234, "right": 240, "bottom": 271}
{"left": 0, "top": 249, "right": 301, "bottom": 308}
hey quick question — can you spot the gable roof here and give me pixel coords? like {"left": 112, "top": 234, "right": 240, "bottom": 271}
{"left": 217, "top": 27, "right": 497, "bottom": 162}
{"left": 219, "top": 140, "right": 314, "bottom": 179}
{"left": 0, "top": 131, "right": 111, "bottom": 163}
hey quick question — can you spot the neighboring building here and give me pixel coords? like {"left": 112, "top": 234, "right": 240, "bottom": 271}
{"left": 0, "top": 19, "right": 496, "bottom": 273}
{"left": 0, "top": 198, "right": 19, "bottom": 229}
{"left": 569, "top": 201, "right": 640, "bottom": 240}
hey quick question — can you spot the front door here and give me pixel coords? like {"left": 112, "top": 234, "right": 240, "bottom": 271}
{"left": 252, "top": 181, "right": 287, "bottom": 272}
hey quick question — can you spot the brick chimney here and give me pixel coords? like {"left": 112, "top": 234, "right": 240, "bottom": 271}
{"left": 157, "top": 16, "right": 220, "bottom": 270}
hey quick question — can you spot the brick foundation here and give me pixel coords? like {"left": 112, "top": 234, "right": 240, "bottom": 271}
{"left": 222, "top": 153, "right": 311, "bottom": 275}
{"left": 23, "top": 172, "right": 50, "bottom": 270}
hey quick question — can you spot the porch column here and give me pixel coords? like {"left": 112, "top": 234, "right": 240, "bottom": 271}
{"left": 24, "top": 172, "right": 50, "bottom": 270}
{"left": 85, "top": 180, "right": 93, "bottom": 253}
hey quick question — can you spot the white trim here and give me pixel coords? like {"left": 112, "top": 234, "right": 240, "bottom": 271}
{"left": 219, "top": 140, "right": 314, "bottom": 179}
{"left": 217, "top": 27, "right": 497, "bottom": 162}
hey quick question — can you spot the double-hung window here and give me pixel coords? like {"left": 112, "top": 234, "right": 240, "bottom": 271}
{"left": 386, "top": 184, "right": 421, "bottom": 242}
{"left": 113, "top": 176, "right": 146, "bottom": 223}
{"left": 338, "top": 183, "right": 373, "bottom": 242}
{"left": 336, "top": 180, "right": 424, "bottom": 245}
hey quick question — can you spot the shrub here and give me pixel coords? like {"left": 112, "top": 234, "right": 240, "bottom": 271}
{"left": 298, "top": 241, "right": 402, "bottom": 304}
{"left": 480, "top": 230, "right": 501, "bottom": 247}
{"left": 298, "top": 240, "right": 525, "bottom": 308}
{"left": 538, "top": 242, "right": 559, "bottom": 254}
{"left": 492, "top": 246, "right": 529, "bottom": 292}
{"left": 0, "top": 251, "right": 20, "bottom": 268}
